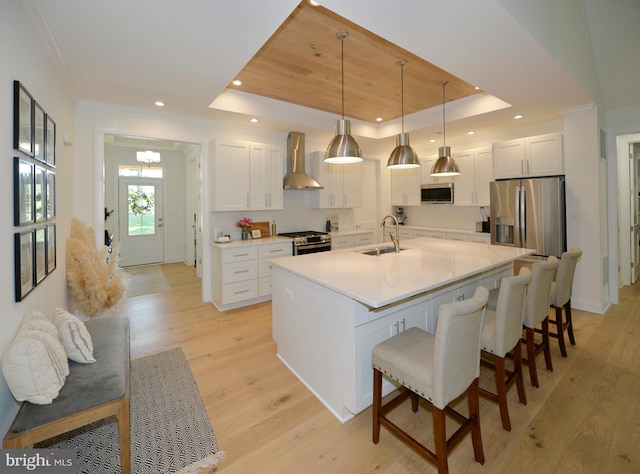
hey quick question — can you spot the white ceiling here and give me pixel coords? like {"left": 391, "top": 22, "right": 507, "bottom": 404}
{"left": 23, "top": 0, "right": 640, "bottom": 146}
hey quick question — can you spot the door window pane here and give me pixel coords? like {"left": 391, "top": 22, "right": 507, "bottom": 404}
{"left": 127, "top": 185, "right": 156, "bottom": 236}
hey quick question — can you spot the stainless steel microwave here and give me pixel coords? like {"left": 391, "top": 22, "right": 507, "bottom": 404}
{"left": 420, "top": 183, "right": 454, "bottom": 203}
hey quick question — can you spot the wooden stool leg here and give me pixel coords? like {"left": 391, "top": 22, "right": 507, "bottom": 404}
{"left": 433, "top": 407, "right": 449, "bottom": 474}
{"left": 372, "top": 369, "right": 382, "bottom": 444}
{"left": 411, "top": 393, "right": 419, "bottom": 412}
{"left": 494, "top": 356, "right": 511, "bottom": 431}
{"left": 542, "top": 317, "right": 553, "bottom": 372}
{"left": 565, "top": 301, "right": 576, "bottom": 346}
{"left": 513, "top": 342, "right": 527, "bottom": 406}
{"left": 555, "top": 306, "right": 568, "bottom": 357}
{"left": 526, "top": 327, "right": 539, "bottom": 388}
{"left": 468, "top": 379, "right": 485, "bottom": 465}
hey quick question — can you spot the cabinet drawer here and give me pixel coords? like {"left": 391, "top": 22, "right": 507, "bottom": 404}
{"left": 258, "top": 242, "right": 291, "bottom": 258}
{"left": 222, "top": 260, "right": 258, "bottom": 283}
{"left": 332, "top": 235, "right": 355, "bottom": 249}
{"left": 222, "top": 279, "right": 258, "bottom": 304}
{"left": 222, "top": 246, "right": 258, "bottom": 263}
{"left": 354, "top": 233, "right": 374, "bottom": 246}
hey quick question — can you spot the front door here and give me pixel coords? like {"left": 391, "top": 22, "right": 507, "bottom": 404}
{"left": 118, "top": 178, "right": 164, "bottom": 266}
{"left": 630, "top": 143, "right": 640, "bottom": 283}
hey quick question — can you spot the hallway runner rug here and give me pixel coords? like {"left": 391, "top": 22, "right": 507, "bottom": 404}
{"left": 36, "top": 347, "right": 224, "bottom": 473}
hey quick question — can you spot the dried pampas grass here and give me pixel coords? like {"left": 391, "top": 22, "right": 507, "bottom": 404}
{"left": 66, "top": 218, "right": 128, "bottom": 316}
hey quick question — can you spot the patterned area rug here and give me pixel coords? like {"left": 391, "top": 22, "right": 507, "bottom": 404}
{"left": 36, "top": 347, "right": 224, "bottom": 473}
{"left": 125, "top": 265, "right": 171, "bottom": 297}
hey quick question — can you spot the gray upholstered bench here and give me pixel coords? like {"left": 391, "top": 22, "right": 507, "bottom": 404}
{"left": 2, "top": 316, "right": 131, "bottom": 474}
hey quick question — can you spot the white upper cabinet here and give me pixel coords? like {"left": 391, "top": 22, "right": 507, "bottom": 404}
{"left": 420, "top": 156, "right": 454, "bottom": 185}
{"left": 453, "top": 148, "right": 492, "bottom": 206}
{"left": 311, "top": 151, "right": 362, "bottom": 208}
{"left": 249, "top": 143, "right": 283, "bottom": 210}
{"left": 213, "top": 140, "right": 251, "bottom": 211}
{"left": 391, "top": 167, "right": 421, "bottom": 206}
{"left": 212, "top": 139, "right": 284, "bottom": 212}
{"left": 493, "top": 132, "right": 564, "bottom": 179}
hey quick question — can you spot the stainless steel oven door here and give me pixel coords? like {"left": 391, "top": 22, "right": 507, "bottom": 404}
{"left": 294, "top": 242, "right": 331, "bottom": 255}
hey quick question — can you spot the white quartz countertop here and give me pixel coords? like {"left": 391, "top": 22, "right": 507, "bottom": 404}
{"left": 271, "top": 238, "right": 534, "bottom": 309}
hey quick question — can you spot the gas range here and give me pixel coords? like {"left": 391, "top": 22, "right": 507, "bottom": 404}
{"left": 278, "top": 231, "right": 332, "bottom": 255}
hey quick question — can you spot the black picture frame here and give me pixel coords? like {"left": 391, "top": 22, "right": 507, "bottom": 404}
{"left": 15, "top": 230, "right": 35, "bottom": 302}
{"left": 33, "top": 101, "right": 45, "bottom": 162}
{"left": 46, "top": 170, "right": 56, "bottom": 220}
{"left": 46, "top": 224, "right": 56, "bottom": 274}
{"left": 14, "top": 157, "right": 34, "bottom": 226}
{"left": 34, "top": 165, "right": 46, "bottom": 223}
{"left": 45, "top": 114, "right": 56, "bottom": 167}
{"left": 35, "top": 226, "right": 46, "bottom": 285}
{"left": 14, "top": 81, "right": 33, "bottom": 156}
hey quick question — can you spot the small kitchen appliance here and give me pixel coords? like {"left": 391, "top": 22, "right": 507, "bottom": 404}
{"left": 395, "top": 207, "right": 406, "bottom": 225}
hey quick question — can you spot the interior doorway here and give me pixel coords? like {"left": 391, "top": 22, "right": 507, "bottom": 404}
{"left": 103, "top": 134, "right": 202, "bottom": 274}
{"left": 617, "top": 133, "right": 640, "bottom": 286}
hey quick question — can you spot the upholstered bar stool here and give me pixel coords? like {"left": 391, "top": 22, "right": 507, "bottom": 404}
{"left": 549, "top": 247, "right": 582, "bottom": 357}
{"left": 523, "top": 256, "right": 559, "bottom": 387}
{"left": 372, "top": 286, "right": 489, "bottom": 474}
{"left": 479, "top": 270, "right": 530, "bottom": 431}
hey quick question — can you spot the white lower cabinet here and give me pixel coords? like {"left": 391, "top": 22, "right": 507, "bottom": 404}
{"left": 212, "top": 241, "right": 291, "bottom": 311}
{"left": 354, "top": 300, "right": 430, "bottom": 413}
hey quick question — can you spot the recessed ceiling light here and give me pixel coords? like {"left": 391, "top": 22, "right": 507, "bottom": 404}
{"left": 308, "top": 0, "right": 321, "bottom": 6}
{"left": 154, "top": 101, "right": 164, "bottom": 107}
{"left": 376, "top": 117, "right": 383, "bottom": 122}
{"left": 514, "top": 114, "right": 524, "bottom": 119}
{"left": 250, "top": 117, "right": 258, "bottom": 123}
{"left": 467, "top": 130, "right": 475, "bottom": 135}
{"left": 474, "top": 86, "right": 480, "bottom": 90}
{"left": 429, "top": 138, "right": 436, "bottom": 143}
{"left": 232, "top": 79, "right": 243, "bottom": 86}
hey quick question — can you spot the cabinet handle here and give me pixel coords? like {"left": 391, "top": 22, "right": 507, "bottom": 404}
{"left": 269, "top": 249, "right": 283, "bottom": 254}
{"left": 246, "top": 194, "right": 250, "bottom": 208}
{"left": 402, "top": 319, "right": 406, "bottom": 332}
{"left": 394, "top": 321, "right": 400, "bottom": 335}
{"left": 233, "top": 289, "right": 250, "bottom": 295}
{"left": 233, "top": 253, "right": 250, "bottom": 257}
{"left": 233, "top": 269, "right": 250, "bottom": 274}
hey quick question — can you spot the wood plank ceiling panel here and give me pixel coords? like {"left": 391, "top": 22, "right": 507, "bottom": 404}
{"left": 228, "top": 1, "right": 480, "bottom": 124}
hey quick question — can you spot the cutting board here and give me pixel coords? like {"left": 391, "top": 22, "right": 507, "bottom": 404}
{"left": 252, "top": 221, "right": 270, "bottom": 238}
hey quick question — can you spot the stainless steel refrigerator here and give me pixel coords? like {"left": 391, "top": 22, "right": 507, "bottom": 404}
{"left": 490, "top": 176, "right": 566, "bottom": 258}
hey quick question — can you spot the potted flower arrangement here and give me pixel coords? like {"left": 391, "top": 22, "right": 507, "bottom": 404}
{"left": 236, "top": 217, "right": 254, "bottom": 240}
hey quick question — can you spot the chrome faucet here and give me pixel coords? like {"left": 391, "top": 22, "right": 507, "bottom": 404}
{"left": 380, "top": 215, "right": 400, "bottom": 253}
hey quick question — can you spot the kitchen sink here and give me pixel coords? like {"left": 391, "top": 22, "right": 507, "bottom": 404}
{"left": 359, "top": 246, "right": 406, "bottom": 256}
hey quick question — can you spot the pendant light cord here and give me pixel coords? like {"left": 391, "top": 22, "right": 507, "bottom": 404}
{"left": 401, "top": 62, "right": 405, "bottom": 133}
{"left": 341, "top": 35, "right": 345, "bottom": 120}
{"left": 442, "top": 81, "right": 447, "bottom": 148}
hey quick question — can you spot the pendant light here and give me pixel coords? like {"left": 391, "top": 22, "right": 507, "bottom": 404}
{"left": 431, "top": 81, "right": 460, "bottom": 176}
{"left": 324, "top": 30, "right": 363, "bottom": 164}
{"left": 136, "top": 140, "right": 161, "bottom": 167}
{"left": 387, "top": 59, "right": 420, "bottom": 169}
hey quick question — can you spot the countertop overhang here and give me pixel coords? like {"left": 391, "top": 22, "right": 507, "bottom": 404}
{"left": 271, "top": 238, "right": 534, "bottom": 309}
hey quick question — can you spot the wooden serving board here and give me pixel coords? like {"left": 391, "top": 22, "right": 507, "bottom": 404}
{"left": 252, "top": 221, "right": 270, "bottom": 238}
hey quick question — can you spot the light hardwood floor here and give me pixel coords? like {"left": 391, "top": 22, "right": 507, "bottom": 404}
{"left": 115, "top": 263, "right": 640, "bottom": 473}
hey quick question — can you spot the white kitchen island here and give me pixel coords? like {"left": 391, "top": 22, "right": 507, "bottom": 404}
{"left": 271, "top": 237, "right": 534, "bottom": 423}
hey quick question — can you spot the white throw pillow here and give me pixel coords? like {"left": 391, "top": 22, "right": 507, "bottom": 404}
{"left": 18, "top": 310, "right": 58, "bottom": 337}
{"left": 53, "top": 308, "right": 96, "bottom": 364}
{"left": 2, "top": 322, "right": 69, "bottom": 405}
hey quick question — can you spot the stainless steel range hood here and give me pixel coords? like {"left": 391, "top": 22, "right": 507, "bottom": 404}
{"left": 283, "top": 131, "right": 323, "bottom": 189}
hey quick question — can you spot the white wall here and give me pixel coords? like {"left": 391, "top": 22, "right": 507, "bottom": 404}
{"left": 0, "top": 2, "right": 75, "bottom": 435}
